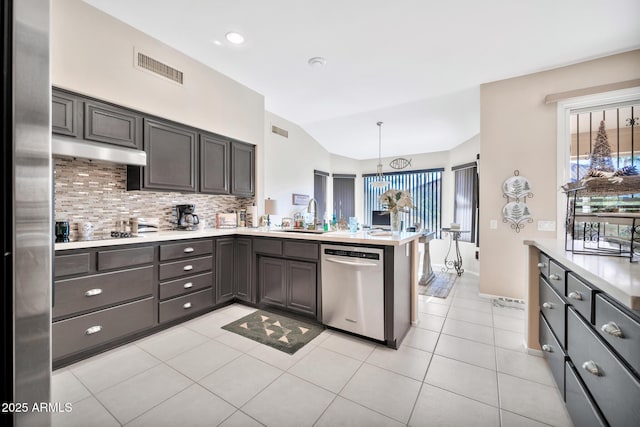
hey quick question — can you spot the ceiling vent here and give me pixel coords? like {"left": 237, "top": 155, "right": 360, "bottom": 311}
{"left": 134, "top": 49, "right": 184, "bottom": 85}
{"left": 271, "top": 125, "right": 288, "bottom": 138}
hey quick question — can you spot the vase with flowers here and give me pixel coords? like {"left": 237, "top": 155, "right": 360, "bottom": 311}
{"left": 379, "top": 189, "right": 413, "bottom": 232}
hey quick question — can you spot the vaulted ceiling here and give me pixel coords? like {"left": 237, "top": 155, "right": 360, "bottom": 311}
{"left": 85, "top": 0, "right": 640, "bottom": 159}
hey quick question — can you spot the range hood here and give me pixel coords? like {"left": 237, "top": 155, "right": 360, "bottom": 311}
{"left": 52, "top": 136, "right": 147, "bottom": 166}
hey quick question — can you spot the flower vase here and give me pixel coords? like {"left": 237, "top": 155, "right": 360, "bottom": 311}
{"left": 390, "top": 211, "right": 401, "bottom": 233}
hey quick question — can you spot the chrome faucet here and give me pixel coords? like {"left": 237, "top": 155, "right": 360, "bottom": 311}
{"left": 307, "top": 198, "right": 318, "bottom": 229}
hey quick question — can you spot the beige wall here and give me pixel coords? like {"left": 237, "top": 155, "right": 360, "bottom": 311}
{"left": 480, "top": 49, "right": 640, "bottom": 299}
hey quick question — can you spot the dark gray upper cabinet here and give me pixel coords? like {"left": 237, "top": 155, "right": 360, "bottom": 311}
{"left": 52, "top": 90, "right": 82, "bottom": 137}
{"left": 200, "top": 133, "right": 230, "bottom": 194}
{"left": 129, "top": 118, "right": 197, "bottom": 192}
{"left": 231, "top": 141, "right": 255, "bottom": 196}
{"left": 84, "top": 100, "right": 142, "bottom": 149}
{"left": 216, "top": 238, "right": 235, "bottom": 304}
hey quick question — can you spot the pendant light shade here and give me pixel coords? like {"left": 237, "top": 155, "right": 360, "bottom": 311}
{"left": 371, "top": 121, "right": 390, "bottom": 188}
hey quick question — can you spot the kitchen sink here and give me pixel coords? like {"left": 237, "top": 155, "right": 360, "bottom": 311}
{"left": 281, "top": 228, "right": 330, "bottom": 234}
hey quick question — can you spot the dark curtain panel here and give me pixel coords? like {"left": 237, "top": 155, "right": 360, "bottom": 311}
{"left": 453, "top": 164, "right": 478, "bottom": 243}
{"left": 333, "top": 176, "right": 355, "bottom": 220}
{"left": 314, "top": 170, "right": 328, "bottom": 221}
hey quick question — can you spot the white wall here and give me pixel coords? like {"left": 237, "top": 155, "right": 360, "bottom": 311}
{"left": 263, "top": 112, "right": 331, "bottom": 224}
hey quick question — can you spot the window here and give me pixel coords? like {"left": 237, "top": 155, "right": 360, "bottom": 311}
{"left": 363, "top": 169, "right": 442, "bottom": 236}
{"left": 332, "top": 174, "right": 355, "bottom": 221}
{"left": 313, "top": 170, "right": 328, "bottom": 220}
{"left": 453, "top": 162, "right": 478, "bottom": 243}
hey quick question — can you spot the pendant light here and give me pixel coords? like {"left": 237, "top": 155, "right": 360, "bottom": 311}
{"left": 371, "top": 121, "right": 390, "bottom": 188}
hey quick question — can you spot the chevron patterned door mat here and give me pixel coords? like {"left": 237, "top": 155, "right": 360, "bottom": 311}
{"left": 222, "top": 310, "right": 324, "bottom": 354}
{"left": 418, "top": 272, "right": 457, "bottom": 298}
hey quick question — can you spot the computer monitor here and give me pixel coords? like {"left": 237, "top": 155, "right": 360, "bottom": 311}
{"left": 371, "top": 210, "right": 391, "bottom": 229}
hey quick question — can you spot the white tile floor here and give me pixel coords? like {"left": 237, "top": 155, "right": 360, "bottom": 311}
{"left": 52, "top": 274, "right": 573, "bottom": 427}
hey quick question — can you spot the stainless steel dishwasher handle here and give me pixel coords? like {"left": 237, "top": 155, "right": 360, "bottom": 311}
{"left": 324, "top": 257, "right": 378, "bottom": 267}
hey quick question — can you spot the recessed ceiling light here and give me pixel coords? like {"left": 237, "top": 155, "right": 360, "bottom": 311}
{"left": 308, "top": 57, "right": 327, "bottom": 67}
{"left": 225, "top": 32, "right": 245, "bottom": 44}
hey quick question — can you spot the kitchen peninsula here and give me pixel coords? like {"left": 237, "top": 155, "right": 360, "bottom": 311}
{"left": 53, "top": 228, "right": 422, "bottom": 368}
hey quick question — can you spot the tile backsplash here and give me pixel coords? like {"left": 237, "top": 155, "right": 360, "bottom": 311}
{"left": 54, "top": 156, "right": 255, "bottom": 238}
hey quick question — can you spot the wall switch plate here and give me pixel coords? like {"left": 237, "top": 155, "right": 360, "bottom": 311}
{"left": 537, "top": 220, "right": 556, "bottom": 231}
{"left": 490, "top": 219, "right": 498, "bottom": 229}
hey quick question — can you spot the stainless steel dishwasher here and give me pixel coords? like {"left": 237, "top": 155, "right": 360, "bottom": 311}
{"left": 321, "top": 244, "right": 384, "bottom": 341}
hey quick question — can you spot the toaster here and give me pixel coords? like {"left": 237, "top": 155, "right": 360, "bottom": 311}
{"left": 131, "top": 217, "right": 159, "bottom": 233}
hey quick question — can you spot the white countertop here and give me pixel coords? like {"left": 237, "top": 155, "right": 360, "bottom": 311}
{"left": 526, "top": 239, "right": 640, "bottom": 311}
{"left": 55, "top": 227, "right": 423, "bottom": 251}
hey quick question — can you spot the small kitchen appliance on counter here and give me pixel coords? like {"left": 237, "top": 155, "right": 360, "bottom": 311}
{"left": 216, "top": 212, "right": 237, "bottom": 229}
{"left": 131, "top": 217, "right": 159, "bottom": 233}
{"left": 55, "top": 221, "right": 70, "bottom": 242}
{"left": 176, "top": 204, "right": 200, "bottom": 230}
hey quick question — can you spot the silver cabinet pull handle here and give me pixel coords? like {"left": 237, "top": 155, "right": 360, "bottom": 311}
{"left": 601, "top": 321, "right": 623, "bottom": 338}
{"left": 183, "top": 247, "right": 195, "bottom": 253}
{"left": 84, "top": 288, "right": 103, "bottom": 297}
{"left": 568, "top": 291, "right": 583, "bottom": 300}
{"left": 542, "top": 302, "right": 553, "bottom": 309}
{"left": 85, "top": 325, "right": 102, "bottom": 335}
{"left": 542, "top": 344, "right": 553, "bottom": 352}
{"left": 183, "top": 282, "right": 193, "bottom": 289}
{"left": 537, "top": 262, "right": 546, "bottom": 268}
{"left": 183, "top": 302, "right": 192, "bottom": 309}
{"left": 549, "top": 274, "right": 561, "bottom": 280}
{"left": 183, "top": 265, "right": 193, "bottom": 271}
{"left": 582, "top": 360, "right": 601, "bottom": 376}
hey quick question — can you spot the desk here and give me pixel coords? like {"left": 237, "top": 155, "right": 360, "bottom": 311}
{"left": 418, "top": 231, "right": 436, "bottom": 285}
{"left": 441, "top": 228, "right": 469, "bottom": 276}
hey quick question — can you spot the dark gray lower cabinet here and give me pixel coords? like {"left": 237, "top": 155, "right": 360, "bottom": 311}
{"left": 565, "top": 361, "right": 607, "bottom": 427}
{"left": 259, "top": 256, "right": 317, "bottom": 316}
{"left": 287, "top": 260, "right": 316, "bottom": 316}
{"left": 216, "top": 238, "right": 235, "bottom": 304}
{"left": 259, "top": 257, "right": 286, "bottom": 307}
{"left": 235, "top": 238, "right": 253, "bottom": 303}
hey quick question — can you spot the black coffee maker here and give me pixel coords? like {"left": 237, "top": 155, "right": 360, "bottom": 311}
{"left": 176, "top": 204, "right": 199, "bottom": 230}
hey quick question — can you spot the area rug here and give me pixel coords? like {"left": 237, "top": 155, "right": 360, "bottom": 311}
{"left": 222, "top": 310, "right": 324, "bottom": 354}
{"left": 418, "top": 272, "right": 457, "bottom": 298}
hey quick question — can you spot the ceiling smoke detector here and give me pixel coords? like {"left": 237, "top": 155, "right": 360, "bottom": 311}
{"left": 225, "top": 31, "right": 245, "bottom": 44}
{"left": 307, "top": 57, "right": 327, "bottom": 67}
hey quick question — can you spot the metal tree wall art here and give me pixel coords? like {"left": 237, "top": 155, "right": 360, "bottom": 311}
{"left": 502, "top": 170, "right": 533, "bottom": 233}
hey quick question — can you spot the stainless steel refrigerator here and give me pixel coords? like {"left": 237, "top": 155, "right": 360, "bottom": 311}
{"left": 2, "top": 0, "right": 52, "bottom": 426}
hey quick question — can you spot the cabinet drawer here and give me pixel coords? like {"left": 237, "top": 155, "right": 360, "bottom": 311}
{"left": 567, "top": 307, "right": 640, "bottom": 427}
{"left": 98, "top": 246, "right": 154, "bottom": 271}
{"left": 159, "top": 272, "right": 213, "bottom": 300}
{"left": 55, "top": 253, "right": 91, "bottom": 278}
{"left": 53, "top": 266, "right": 153, "bottom": 319}
{"left": 547, "top": 260, "right": 567, "bottom": 295}
{"left": 594, "top": 294, "right": 640, "bottom": 375}
{"left": 159, "top": 288, "right": 213, "bottom": 324}
{"left": 537, "top": 252, "right": 550, "bottom": 278}
{"left": 159, "top": 256, "right": 213, "bottom": 281}
{"left": 254, "top": 238, "right": 282, "bottom": 256}
{"left": 540, "top": 277, "right": 567, "bottom": 348}
{"left": 160, "top": 240, "right": 212, "bottom": 261}
{"left": 539, "top": 314, "right": 566, "bottom": 396}
{"left": 52, "top": 297, "right": 154, "bottom": 360}
{"left": 284, "top": 241, "right": 318, "bottom": 260}
{"left": 567, "top": 273, "right": 598, "bottom": 324}
{"left": 565, "top": 361, "right": 608, "bottom": 427}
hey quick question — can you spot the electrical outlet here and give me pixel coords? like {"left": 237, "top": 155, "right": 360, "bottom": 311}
{"left": 490, "top": 219, "right": 498, "bottom": 229}
{"left": 537, "top": 220, "right": 556, "bottom": 231}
